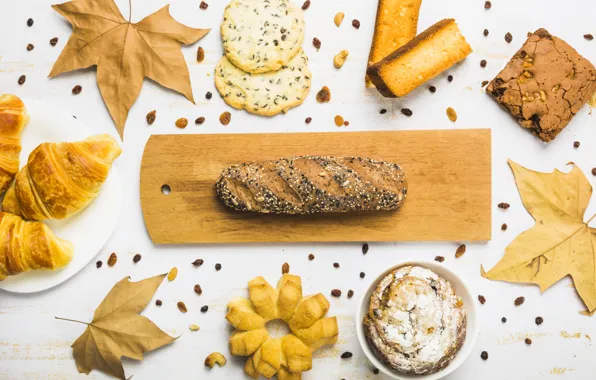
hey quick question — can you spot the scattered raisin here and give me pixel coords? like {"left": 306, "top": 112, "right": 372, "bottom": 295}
{"left": 195, "top": 116, "right": 205, "bottom": 125}
{"left": 347, "top": 290, "right": 354, "bottom": 299}
{"left": 429, "top": 86, "right": 436, "bottom": 93}
{"left": 72, "top": 85, "right": 82, "bottom": 95}
{"left": 341, "top": 352, "right": 353, "bottom": 359}
{"left": 107, "top": 252, "right": 117, "bottom": 267}
{"left": 352, "top": 19, "right": 360, "bottom": 29}
{"left": 362, "top": 243, "right": 369, "bottom": 254}
{"left": 192, "top": 259, "right": 204, "bottom": 267}
{"left": 17, "top": 75, "right": 26, "bottom": 85}
{"left": 484, "top": 1, "right": 491, "bottom": 9}
{"left": 27, "top": 18, "right": 34, "bottom": 27}
{"left": 205, "top": 91, "right": 212, "bottom": 100}
{"left": 146, "top": 110, "right": 156, "bottom": 124}
{"left": 498, "top": 202, "right": 510, "bottom": 209}
{"left": 514, "top": 296, "right": 525, "bottom": 306}
{"left": 133, "top": 254, "right": 142, "bottom": 263}
{"left": 156, "top": 299, "right": 162, "bottom": 306}
{"left": 535, "top": 316, "right": 544, "bottom": 325}
{"left": 360, "top": 272, "right": 366, "bottom": 278}
{"left": 308, "top": 253, "right": 315, "bottom": 261}
{"left": 446, "top": 107, "right": 457, "bottom": 122}
{"left": 447, "top": 75, "right": 454, "bottom": 82}
{"left": 584, "top": 34, "right": 594, "bottom": 41}
{"left": 301, "top": 0, "right": 310, "bottom": 10}
{"left": 501, "top": 317, "right": 507, "bottom": 323}
{"left": 481, "top": 80, "right": 489, "bottom": 87}
{"left": 483, "top": 29, "right": 489, "bottom": 37}
{"left": 573, "top": 141, "right": 580, "bottom": 148}
{"left": 343, "top": 120, "right": 349, "bottom": 126}
{"left": 373, "top": 368, "right": 380, "bottom": 375}
{"left": 435, "top": 256, "right": 445, "bottom": 262}
{"left": 500, "top": 223, "right": 508, "bottom": 231}
{"left": 455, "top": 244, "right": 466, "bottom": 258}
{"left": 96, "top": 260, "right": 103, "bottom": 268}
{"left": 177, "top": 301, "right": 188, "bottom": 313}
{"left": 50, "top": 37, "right": 59, "bottom": 46}
{"left": 215, "top": 263, "right": 222, "bottom": 271}
{"left": 334, "top": 115, "right": 344, "bottom": 127}
{"left": 305, "top": 117, "right": 312, "bottom": 124}
{"left": 197, "top": 46, "right": 205, "bottom": 63}
{"left": 312, "top": 37, "right": 321, "bottom": 49}
{"left": 26, "top": 43, "right": 35, "bottom": 52}
{"left": 481, "top": 351, "right": 488, "bottom": 360}
{"left": 175, "top": 117, "right": 188, "bottom": 129}
{"left": 194, "top": 284, "right": 203, "bottom": 295}
{"left": 478, "top": 295, "right": 486, "bottom": 304}
{"left": 201, "top": 305, "right": 209, "bottom": 313}
{"left": 592, "top": 168, "right": 596, "bottom": 176}
{"left": 380, "top": 108, "right": 387, "bottom": 114}
{"left": 480, "top": 59, "right": 487, "bottom": 68}
{"left": 199, "top": 1, "right": 208, "bottom": 9}
{"left": 282, "top": 262, "right": 290, "bottom": 274}
{"left": 331, "top": 289, "right": 342, "bottom": 297}
{"left": 401, "top": 108, "right": 413, "bottom": 117}
{"left": 316, "top": 86, "right": 330, "bottom": 102}
{"left": 525, "top": 338, "right": 532, "bottom": 345}
{"left": 505, "top": 32, "right": 513, "bottom": 43}
{"left": 333, "top": 262, "right": 340, "bottom": 268}
{"left": 219, "top": 111, "right": 231, "bottom": 125}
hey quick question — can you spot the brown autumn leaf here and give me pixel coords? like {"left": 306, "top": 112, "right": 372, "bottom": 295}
{"left": 56, "top": 273, "right": 174, "bottom": 379}
{"left": 482, "top": 160, "right": 596, "bottom": 313}
{"left": 50, "top": 0, "right": 210, "bottom": 139}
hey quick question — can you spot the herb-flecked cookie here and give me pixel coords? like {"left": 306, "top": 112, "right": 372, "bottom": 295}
{"left": 221, "top": 0, "right": 305, "bottom": 74}
{"left": 215, "top": 49, "right": 311, "bottom": 116}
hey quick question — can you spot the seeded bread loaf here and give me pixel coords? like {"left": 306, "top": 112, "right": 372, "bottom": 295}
{"left": 367, "top": 19, "right": 472, "bottom": 97}
{"left": 365, "top": 0, "right": 422, "bottom": 87}
{"left": 216, "top": 156, "right": 407, "bottom": 214}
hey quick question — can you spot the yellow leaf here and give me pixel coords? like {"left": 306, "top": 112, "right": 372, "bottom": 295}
{"left": 49, "top": 0, "right": 210, "bottom": 139}
{"left": 482, "top": 160, "right": 596, "bottom": 313}
{"left": 61, "top": 273, "right": 174, "bottom": 380}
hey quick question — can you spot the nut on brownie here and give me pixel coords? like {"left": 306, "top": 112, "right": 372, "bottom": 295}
{"left": 487, "top": 28, "right": 596, "bottom": 142}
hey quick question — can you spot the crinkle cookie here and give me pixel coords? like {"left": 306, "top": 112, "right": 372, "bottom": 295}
{"left": 363, "top": 265, "right": 466, "bottom": 375}
{"left": 214, "top": 49, "right": 311, "bottom": 116}
{"left": 221, "top": 0, "right": 305, "bottom": 74}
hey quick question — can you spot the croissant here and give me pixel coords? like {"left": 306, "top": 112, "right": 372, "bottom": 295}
{"left": 0, "top": 94, "right": 29, "bottom": 194}
{"left": 2, "top": 134, "right": 122, "bottom": 220}
{"left": 0, "top": 212, "right": 73, "bottom": 280}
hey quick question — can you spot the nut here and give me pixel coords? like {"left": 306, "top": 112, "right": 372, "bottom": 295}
{"left": 446, "top": 107, "right": 457, "bottom": 122}
{"left": 333, "top": 50, "right": 349, "bottom": 69}
{"left": 523, "top": 70, "right": 533, "bottom": 78}
{"left": 189, "top": 324, "right": 200, "bottom": 331}
{"left": 334, "top": 12, "right": 344, "bottom": 27}
{"left": 219, "top": 111, "right": 231, "bottom": 125}
{"left": 177, "top": 301, "right": 188, "bottom": 313}
{"left": 167, "top": 267, "right": 178, "bottom": 281}
{"left": 197, "top": 46, "right": 205, "bottom": 63}
{"left": 205, "top": 352, "right": 227, "bottom": 368}
{"left": 175, "top": 118, "right": 188, "bottom": 129}
{"left": 334, "top": 115, "right": 344, "bottom": 126}
{"left": 107, "top": 252, "right": 117, "bottom": 267}
{"left": 539, "top": 90, "right": 547, "bottom": 102}
{"left": 455, "top": 244, "right": 466, "bottom": 258}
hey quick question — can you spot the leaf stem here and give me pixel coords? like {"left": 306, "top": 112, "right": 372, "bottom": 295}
{"left": 55, "top": 316, "right": 90, "bottom": 326}
{"left": 588, "top": 213, "right": 596, "bottom": 225}
{"left": 128, "top": 0, "right": 132, "bottom": 23}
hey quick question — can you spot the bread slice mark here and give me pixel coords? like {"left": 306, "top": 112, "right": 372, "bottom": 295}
{"left": 367, "top": 19, "right": 472, "bottom": 97}
{"left": 365, "top": 0, "right": 423, "bottom": 87}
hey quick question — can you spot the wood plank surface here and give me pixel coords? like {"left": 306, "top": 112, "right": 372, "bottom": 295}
{"left": 140, "top": 130, "right": 491, "bottom": 243}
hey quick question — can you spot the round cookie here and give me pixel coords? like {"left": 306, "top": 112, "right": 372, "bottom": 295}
{"left": 215, "top": 49, "right": 311, "bottom": 116}
{"left": 363, "top": 265, "right": 466, "bottom": 375}
{"left": 221, "top": 0, "right": 305, "bottom": 74}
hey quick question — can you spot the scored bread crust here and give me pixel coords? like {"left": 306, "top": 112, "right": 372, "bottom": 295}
{"left": 364, "top": 266, "right": 467, "bottom": 375}
{"left": 367, "top": 19, "right": 472, "bottom": 97}
{"left": 216, "top": 156, "right": 407, "bottom": 214}
{"left": 365, "top": 0, "right": 422, "bottom": 87}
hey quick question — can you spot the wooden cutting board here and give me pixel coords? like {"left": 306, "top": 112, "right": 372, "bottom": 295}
{"left": 140, "top": 130, "right": 491, "bottom": 244}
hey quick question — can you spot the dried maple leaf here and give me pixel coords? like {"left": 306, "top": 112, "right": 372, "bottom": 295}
{"left": 482, "top": 160, "right": 596, "bottom": 313}
{"left": 56, "top": 273, "right": 174, "bottom": 379}
{"left": 50, "top": 0, "right": 210, "bottom": 139}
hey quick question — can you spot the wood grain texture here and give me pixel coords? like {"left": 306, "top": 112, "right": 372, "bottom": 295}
{"left": 140, "top": 130, "right": 491, "bottom": 243}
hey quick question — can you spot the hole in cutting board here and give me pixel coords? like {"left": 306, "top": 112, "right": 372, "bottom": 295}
{"left": 161, "top": 184, "right": 171, "bottom": 195}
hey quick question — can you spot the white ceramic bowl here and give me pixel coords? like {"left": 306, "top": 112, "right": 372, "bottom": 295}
{"left": 356, "top": 260, "right": 479, "bottom": 380}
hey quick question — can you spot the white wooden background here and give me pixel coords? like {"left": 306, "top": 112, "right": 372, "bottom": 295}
{"left": 1, "top": 0, "right": 596, "bottom": 379}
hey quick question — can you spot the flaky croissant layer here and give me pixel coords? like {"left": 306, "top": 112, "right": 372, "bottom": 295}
{"left": 2, "top": 134, "right": 121, "bottom": 221}
{"left": 0, "top": 212, "right": 73, "bottom": 280}
{"left": 0, "top": 94, "right": 29, "bottom": 194}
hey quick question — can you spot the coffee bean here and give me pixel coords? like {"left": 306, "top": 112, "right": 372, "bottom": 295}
{"left": 27, "top": 18, "right": 34, "bottom": 27}
{"left": 535, "top": 316, "right": 543, "bottom": 325}
{"left": 331, "top": 289, "right": 341, "bottom": 297}
{"left": 514, "top": 296, "right": 525, "bottom": 306}
{"left": 133, "top": 254, "right": 142, "bottom": 263}
{"left": 200, "top": 305, "right": 209, "bottom": 313}
{"left": 155, "top": 299, "right": 162, "bottom": 306}
{"left": 362, "top": 243, "right": 369, "bottom": 254}
{"left": 72, "top": 85, "right": 82, "bottom": 95}
{"left": 360, "top": 272, "right": 366, "bottom": 278}
{"left": 401, "top": 108, "right": 413, "bottom": 117}
{"left": 341, "top": 352, "right": 353, "bottom": 359}
{"left": 96, "top": 260, "right": 103, "bottom": 268}
{"left": 481, "top": 351, "right": 488, "bottom": 360}
{"left": 18, "top": 75, "right": 26, "bottom": 85}
{"left": 215, "top": 263, "right": 222, "bottom": 271}
{"left": 478, "top": 295, "right": 486, "bottom": 304}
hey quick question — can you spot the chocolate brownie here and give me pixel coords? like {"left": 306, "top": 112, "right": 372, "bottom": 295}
{"left": 487, "top": 29, "right": 596, "bottom": 142}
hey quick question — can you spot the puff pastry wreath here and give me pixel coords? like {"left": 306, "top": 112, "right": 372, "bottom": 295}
{"left": 226, "top": 274, "right": 339, "bottom": 379}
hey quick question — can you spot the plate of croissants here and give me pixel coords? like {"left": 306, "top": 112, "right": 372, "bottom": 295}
{"left": 0, "top": 94, "right": 122, "bottom": 293}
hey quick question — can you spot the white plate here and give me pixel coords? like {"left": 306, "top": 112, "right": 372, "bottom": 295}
{"left": 0, "top": 98, "right": 122, "bottom": 293}
{"left": 356, "top": 260, "right": 479, "bottom": 380}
